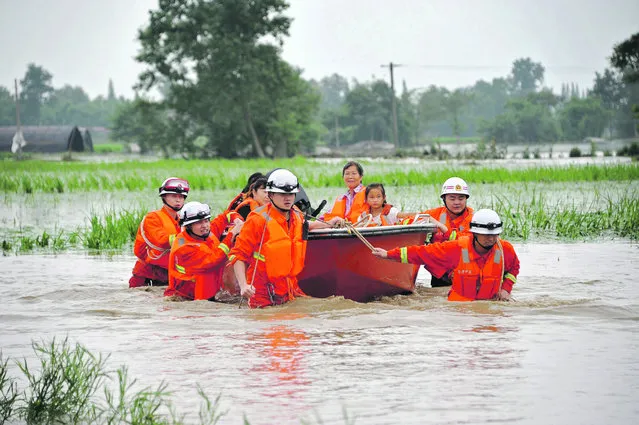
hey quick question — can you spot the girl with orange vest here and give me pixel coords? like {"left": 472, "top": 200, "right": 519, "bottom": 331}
{"left": 165, "top": 202, "right": 243, "bottom": 300}
{"left": 129, "top": 177, "right": 189, "bottom": 288}
{"left": 371, "top": 209, "right": 519, "bottom": 301}
{"left": 234, "top": 177, "right": 270, "bottom": 220}
{"left": 231, "top": 169, "right": 309, "bottom": 308}
{"left": 323, "top": 161, "right": 367, "bottom": 224}
{"left": 358, "top": 183, "right": 450, "bottom": 231}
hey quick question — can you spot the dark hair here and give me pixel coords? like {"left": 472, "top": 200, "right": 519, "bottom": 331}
{"left": 248, "top": 177, "right": 267, "bottom": 196}
{"left": 242, "top": 172, "right": 264, "bottom": 193}
{"left": 342, "top": 161, "right": 364, "bottom": 177}
{"left": 365, "top": 183, "right": 387, "bottom": 206}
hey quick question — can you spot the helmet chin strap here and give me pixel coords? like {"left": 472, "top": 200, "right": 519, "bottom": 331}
{"left": 162, "top": 197, "right": 183, "bottom": 212}
{"left": 268, "top": 194, "right": 292, "bottom": 214}
{"left": 186, "top": 226, "right": 209, "bottom": 240}
{"left": 473, "top": 235, "right": 495, "bottom": 251}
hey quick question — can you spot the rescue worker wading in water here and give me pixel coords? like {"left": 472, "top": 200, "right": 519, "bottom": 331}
{"left": 230, "top": 169, "right": 310, "bottom": 308}
{"left": 371, "top": 209, "right": 520, "bottom": 301}
{"left": 422, "top": 177, "right": 474, "bottom": 287}
{"left": 129, "top": 177, "right": 189, "bottom": 288}
{"left": 165, "top": 202, "right": 243, "bottom": 301}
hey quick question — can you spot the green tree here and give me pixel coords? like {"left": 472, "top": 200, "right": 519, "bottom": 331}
{"left": 611, "top": 32, "right": 639, "bottom": 83}
{"left": 134, "top": 0, "right": 311, "bottom": 158}
{"left": 107, "top": 79, "right": 116, "bottom": 101}
{"left": 0, "top": 86, "right": 15, "bottom": 126}
{"left": 559, "top": 97, "right": 609, "bottom": 140}
{"left": 510, "top": 58, "right": 545, "bottom": 95}
{"left": 442, "top": 88, "right": 472, "bottom": 140}
{"left": 19, "top": 63, "right": 54, "bottom": 125}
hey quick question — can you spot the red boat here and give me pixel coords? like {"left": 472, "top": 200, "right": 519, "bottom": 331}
{"left": 298, "top": 223, "right": 436, "bottom": 302}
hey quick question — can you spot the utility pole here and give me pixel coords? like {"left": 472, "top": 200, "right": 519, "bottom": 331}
{"left": 381, "top": 62, "right": 401, "bottom": 148}
{"left": 334, "top": 114, "right": 340, "bottom": 148}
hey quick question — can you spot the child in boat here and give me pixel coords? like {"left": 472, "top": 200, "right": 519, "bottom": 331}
{"left": 359, "top": 183, "right": 450, "bottom": 231}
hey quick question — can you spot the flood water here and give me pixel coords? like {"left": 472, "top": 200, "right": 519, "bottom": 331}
{"left": 1, "top": 241, "right": 638, "bottom": 424}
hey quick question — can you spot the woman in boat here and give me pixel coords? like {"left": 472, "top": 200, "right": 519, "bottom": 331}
{"left": 129, "top": 177, "right": 189, "bottom": 288}
{"left": 322, "top": 161, "right": 367, "bottom": 224}
{"left": 225, "top": 172, "right": 265, "bottom": 213}
{"left": 234, "top": 177, "right": 270, "bottom": 220}
{"left": 231, "top": 169, "right": 309, "bottom": 308}
{"left": 165, "top": 202, "right": 243, "bottom": 301}
{"left": 359, "top": 183, "right": 449, "bottom": 230}
{"left": 371, "top": 209, "right": 519, "bottom": 302}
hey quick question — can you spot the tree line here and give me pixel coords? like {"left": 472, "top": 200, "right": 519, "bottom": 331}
{"left": 1, "top": 0, "right": 637, "bottom": 158}
{"left": 0, "top": 64, "right": 125, "bottom": 128}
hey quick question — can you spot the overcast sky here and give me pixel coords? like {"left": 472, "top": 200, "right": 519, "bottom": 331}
{"left": 1, "top": 0, "right": 637, "bottom": 99}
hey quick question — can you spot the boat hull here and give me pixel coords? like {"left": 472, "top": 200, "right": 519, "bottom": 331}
{"left": 298, "top": 224, "right": 434, "bottom": 302}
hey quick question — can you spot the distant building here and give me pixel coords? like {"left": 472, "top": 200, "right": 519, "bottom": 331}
{"left": 0, "top": 126, "right": 94, "bottom": 153}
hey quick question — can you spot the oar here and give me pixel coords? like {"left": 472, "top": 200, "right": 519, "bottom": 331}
{"left": 344, "top": 222, "right": 375, "bottom": 251}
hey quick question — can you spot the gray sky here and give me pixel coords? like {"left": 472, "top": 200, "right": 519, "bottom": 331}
{"left": 1, "top": 0, "right": 637, "bottom": 99}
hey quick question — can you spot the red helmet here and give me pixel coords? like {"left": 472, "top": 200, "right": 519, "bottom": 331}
{"left": 159, "top": 177, "right": 190, "bottom": 197}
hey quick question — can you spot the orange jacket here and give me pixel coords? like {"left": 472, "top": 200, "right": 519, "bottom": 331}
{"left": 230, "top": 204, "right": 308, "bottom": 308}
{"left": 234, "top": 197, "right": 261, "bottom": 220}
{"left": 424, "top": 206, "right": 474, "bottom": 244}
{"left": 165, "top": 229, "right": 234, "bottom": 300}
{"left": 387, "top": 235, "right": 519, "bottom": 301}
{"left": 324, "top": 186, "right": 367, "bottom": 223}
{"left": 133, "top": 207, "right": 180, "bottom": 269}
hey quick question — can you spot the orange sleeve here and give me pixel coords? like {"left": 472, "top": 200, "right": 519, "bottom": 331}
{"left": 387, "top": 240, "right": 460, "bottom": 278}
{"left": 174, "top": 241, "right": 229, "bottom": 274}
{"left": 229, "top": 213, "right": 264, "bottom": 264}
{"left": 141, "top": 211, "right": 173, "bottom": 250}
{"left": 500, "top": 240, "right": 520, "bottom": 293}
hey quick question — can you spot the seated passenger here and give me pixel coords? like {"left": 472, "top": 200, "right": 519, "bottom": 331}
{"left": 323, "top": 161, "right": 367, "bottom": 224}
{"left": 234, "top": 177, "right": 269, "bottom": 220}
{"left": 165, "top": 202, "right": 243, "bottom": 301}
{"left": 129, "top": 177, "right": 189, "bottom": 288}
{"left": 358, "top": 183, "right": 448, "bottom": 231}
{"left": 226, "top": 172, "right": 265, "bottom": 213}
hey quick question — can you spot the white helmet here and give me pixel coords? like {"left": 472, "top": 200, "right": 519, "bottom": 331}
{"left": 179, "top": 202, "right": 211, "bottom": 226}
{"left": 440, "top": 177, "right": 469, "bottom": 198}
{"left": 265, "top": 169, "right": 300, "bottom": 193}
{"left": 470, "top": 209, "right": 503, "bottom": 235}
{"left": 159, "top": 177, "right": 190, "bottom": 197}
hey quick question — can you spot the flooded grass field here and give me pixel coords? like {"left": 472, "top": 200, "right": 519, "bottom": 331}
{"left": 1, "top": 157, "right": 638, "bottom": 424}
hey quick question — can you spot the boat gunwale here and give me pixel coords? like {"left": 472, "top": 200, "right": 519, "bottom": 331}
{"left": 308, "top": 223, "right": 436, "bottom": 240}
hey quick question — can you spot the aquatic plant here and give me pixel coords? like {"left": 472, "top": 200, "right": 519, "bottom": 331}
{"left": 16, "top": 338, "right": 108, "bottom": 425}
{"left": 0, "top": 354, "right": 19, "bottom": 425}
{"left": 2, "top": 338, "right": 359, "bottom": 425}
{"left": 1, "top": 159, "right": 638, "bottom": 193}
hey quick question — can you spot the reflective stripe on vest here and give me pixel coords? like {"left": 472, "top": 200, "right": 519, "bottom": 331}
{"left": 219, "top": 243, "right": 230, "bottom": 256}
{"left": 253, "top": 252, "right": 265, "bottom": 262}
{"left": 400, "top": 247, "right": 408, "bottom": 264}
{"left": 505, "top": 272, "right": 517, "bottom": 284}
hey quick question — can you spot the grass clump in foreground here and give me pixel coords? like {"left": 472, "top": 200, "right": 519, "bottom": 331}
{"left": 0, "top": 338, "right": 355, "bottom": 425}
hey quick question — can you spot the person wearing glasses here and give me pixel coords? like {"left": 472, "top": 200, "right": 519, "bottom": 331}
{"left": 231, "top": 169, "right": 311, "bottom": 308}
{"left": 322, "top": 161, "right": 367, "bottom": 224}
{"left": 371, "top": 209, "right": 520, "bottom": 301}
{"left": 129, "top": 177, "right": 190, "bottom": 288}
{"left": 165, "top": 202, "right": 243, "bottom": 300}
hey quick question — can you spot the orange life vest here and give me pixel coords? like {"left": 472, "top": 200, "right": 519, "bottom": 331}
{"left": 166, "top": 231, "right": 230, "bottom": 300}
{"left": 364, "top": 203, "right": 394, "bottom": 227}
{"left": 324, "top": 188, "right": 367, "bottom": 223}
{"left": 133, "top": 207, "right": 180, "bottom": 268}
{"left": 247, "top": 205, "right": 307, "bottom": 307}
{"left": 234, "top": 197, "right": 261, "bottom": 220}
{"left": 448, "top": 236, "right": 503, "bottom": 301}
{"left": 426, "top": 206, "right": 474, "bottom": 243}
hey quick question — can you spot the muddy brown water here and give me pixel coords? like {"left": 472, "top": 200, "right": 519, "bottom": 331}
{"left": 1, "top": 241, "right": 638, "bottom": 424}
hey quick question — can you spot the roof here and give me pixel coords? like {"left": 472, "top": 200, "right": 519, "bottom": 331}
{"left": 0, "top": 126, "right": 94, "bottom": 153}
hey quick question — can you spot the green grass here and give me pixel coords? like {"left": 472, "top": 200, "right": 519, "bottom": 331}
{"left": 1, "top": 158, "right": 638, "bottom": 193}
{"left": 0, "top": 339, "right": 355, "bottom": 425}
{"left": 93, "top": 143, "right": 125, "bottom": 154}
